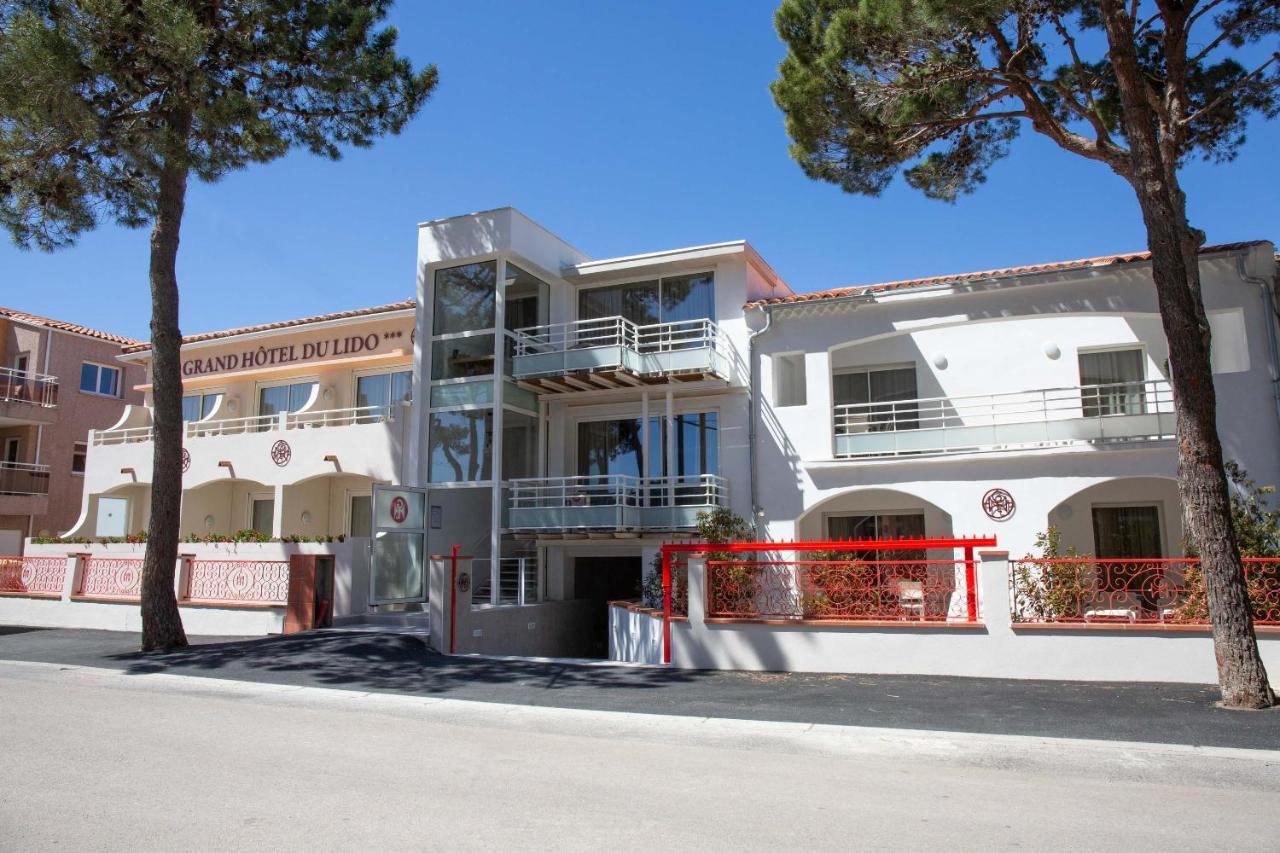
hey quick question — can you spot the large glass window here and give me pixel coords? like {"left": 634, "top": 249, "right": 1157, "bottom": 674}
{"left": 1079, "top": 348, "right": 1146, "bottom": 417}
{"left": 182, "top": 392, "right": 221, "bottom": 423}
{"left": 578, "top": 273, "right": 715, "bottom": 329}
{"left": 251, "top": 498, "right": 275, "bottom": 537}
{"left": 356, "top": 370, "right": 412, "bottom": 419}
{"left": 834, "top": 366, "right": 918, "bottom": 432}
{"left": 80, "top": 363, "right": 121, "bottom": 397}
{"left": 431, "top": 336, "right": 495, "bottom": 380}
{"left": 258, "top": 381, "right": 316, "bottom": 427}
{"left": 433, "top": 261, "right": 496, "bottom": 335}
{"left": 505, "top": 263, "right": 549, "bottom": 330}
{"left": 502, "top": 411, "right": 539, "bottom": 480}
{"left": 577, "top": 418, "right": 647, "bottom": 479}
{"left": 429, "top": 410, "right": 494, "bottom": 482}
{"left": 827, "top": 512, "right": 926, "bottom": 560}
{"left": 1092, "top": 505, "right": 1162, "bottom": 558}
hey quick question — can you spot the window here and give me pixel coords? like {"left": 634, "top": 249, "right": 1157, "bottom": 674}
{"left": 827, "top": 512, "right": 926, "bottom": 560}
{"left": 71, "top": 442, "right": 87, "bottom": 475}
{"left": 348, "top": 494, "right": 372, "bottom": 538}
{"left": 428, "top": 410, "right": 494, "bottom": 482}
{"left": 833, "top": 366, "right": 918, "bottom": 432}
{"left": 13, "top": 353, "right": 29, "bottom": 375}
{"left": 80, "top": 362, "right": 121, "bottom": 397}
{"left": 774, "top": 354, "right": 806, "bottom": 407}
{"left": 250, "top": 498, "right": 275, "bottom": 537}
{"left": 1092, "top": 505, "right": 1162, "bottom": 558}
{"left": 257, "top": 381, "right": 316, "bottom": 427}
{"left": 356, "top": 370, "right": 412, "bottom": 420}
{"left": 1079, "top": 348, "right": 1146, "bottom": 417}
{"left": 502, "top": 411, "right": 539, "bottom": 480}
{"left": 3, "top": 437, "right": 19, "bottom": 464}
{"left": 433, "top": 261, "right": 496, "bottom": 335}
{"left": 182, "top": 393, "right": 221, "bottom": 423}
{"left": 578, "top": 273, "right": 715, "bottom": 331}
{"left": 431, "top": 337, "right": 495, "bottom": 380}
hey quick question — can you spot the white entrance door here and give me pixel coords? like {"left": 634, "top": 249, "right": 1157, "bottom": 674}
{"left": 95, "top": 497, "right": 129, "bottom": 538}
{"left": 369, "top": 485, "right": 428, "bottom": 605}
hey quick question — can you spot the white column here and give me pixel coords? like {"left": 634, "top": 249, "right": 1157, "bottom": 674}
{"left": 271, "top": 484, "right": 285, "bottom": 538}
{"left": 640, "top": 391, "right": 650, "bottom": 507}
{"left": 489, "top": 257, "right": 507, "bottom": 606}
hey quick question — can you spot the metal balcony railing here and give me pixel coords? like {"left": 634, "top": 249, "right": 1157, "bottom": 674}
{"left": 0, "top": 462, "right": 51, "bottom": 496}
{"left": 0, "top": 367, "right": 58, "bottom": 407}
{"left": 509, "top": 317, "right": 736, "bottom": 384}
{"left": 92, "top": 404, "right": 403, "bottom": 445}
{"left": 507, "top": 474, "right": 728, "bottom": 531}
{"left": 470, "top": 557, "right": 540, "bottom": 607}
{"left": 832, "top": 379, "right": 1175, "bottom": 458}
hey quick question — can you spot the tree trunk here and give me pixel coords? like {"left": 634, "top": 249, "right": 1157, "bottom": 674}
{"left": 1098, "top": 1, "right": 1273, "bottom": 708}
{"left": 140, "top": 119, "right": 192, "bottom": 652}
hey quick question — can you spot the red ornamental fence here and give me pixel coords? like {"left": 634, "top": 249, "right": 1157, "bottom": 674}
{"left": 1010, "top": 557, "right": 1280, "bottom": 625}
{"left": 0, "top": 555, "right": 67, "bottom": 597}
{"left": 185, "top": 560, "right": 289, "bottom": 605}
{"left": 707, "top": 559, "right": 975, "bottom": 622}
{"left": 78, "top": 557, "right": 144, "bottom": 599}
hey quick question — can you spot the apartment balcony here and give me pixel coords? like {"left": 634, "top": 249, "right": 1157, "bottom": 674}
{"left": 509, "top": 317, "right": 738, "bottom": 394}
{"left": 832, "top": 380, "right": 1176, "bottom": 459}
{"left": 507, "top": 474, "right": 728, "bottom": 534}
{"left": 0, "top": 461, "right": 50, "bottom": 516}
{"left": 0, "top": 367, "right": 58, "bottom": 426}
{"left": 88, "top": 404, "right": 409, "bottom": 487}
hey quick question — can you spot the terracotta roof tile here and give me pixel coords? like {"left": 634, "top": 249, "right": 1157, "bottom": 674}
{"left": 0, "top": 306, "right": 142, "bottom": 347}
{"left": 122, "top": 298, "right": 415, "bottom": 354}
{"left": 746, "top": 240, "right": 1269, "bottom": 309}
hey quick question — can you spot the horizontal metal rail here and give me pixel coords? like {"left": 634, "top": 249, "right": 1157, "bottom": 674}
{"left": 0, "top": 367, "right": 58, "bottom": 407}
{"left": 507, "top": 474, "right": 728, "bottom": 509}
{"left": 511, "top": 316, "right": 734, "bottom": 360}
{"left": 94, "top": 404, "right": 401, "bottom": 445}
{"left": 0, "top": 461, "right": 51, "bottom": 496}
{"left": 833, "top": 379, "right": 1175, "bottom": 458}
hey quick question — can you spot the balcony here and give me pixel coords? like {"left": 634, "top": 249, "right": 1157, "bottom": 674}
{"left": 0, "top": 461, "right": 51, "bottom": 516}
{"left": 832, "top": 380, "right": 1176, "bottom": 459}
{"left": 507, "top": 474, "right": 728, "bottom": 533}
{"left": 87, "top": 404, "right": 409, "bottom": 487}
{"left": 0, "top": 367, "right": 58, "bottom": 426}
{"left": 510, "top": 317, "right": 737, "bottom": 394}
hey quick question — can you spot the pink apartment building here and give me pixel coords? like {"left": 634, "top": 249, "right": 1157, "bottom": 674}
{"left": 0, "top": 307, "right": 144, "bottom": 552}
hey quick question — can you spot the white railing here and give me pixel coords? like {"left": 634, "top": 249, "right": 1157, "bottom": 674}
{"left": 93, "top": 404, "right": 403, "bottom": 445}
{"left": 507, "top": 473, "right": 728, "bottom": 509}
{"left": 833, "top": 379, "right": 1176, "bottom": 458}
{"left": 471, "top": 557, "right": 540, "bottom": 607}
{"left": 513, "top": 316, "right": 727, "bottom": 356}
{"left": 0, "top": 461, "right": 51, "bottom": 496}
{"left": 0, "top": 366, "right": 58, "bottom": 407}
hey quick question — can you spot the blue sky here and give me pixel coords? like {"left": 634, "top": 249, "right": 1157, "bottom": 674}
{"left": 3, "top": 1, "right": 1278, "bottom": 341}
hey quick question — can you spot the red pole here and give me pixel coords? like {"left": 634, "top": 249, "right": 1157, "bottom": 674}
{"left": 964, "top": 545, "right": 977, "bottom": 623}
{"left": 449, "top": 544, "right": 459, "bottom": 654}
{"left": 661, "top": 547, "right": 672, "bottom": 664}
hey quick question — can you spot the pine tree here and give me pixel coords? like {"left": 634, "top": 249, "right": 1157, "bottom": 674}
{"left": 0, "top": 1, "right": 437, "bottom": 650}
{"left": 772, "top": 0, "right": 1277, "bottom": 707}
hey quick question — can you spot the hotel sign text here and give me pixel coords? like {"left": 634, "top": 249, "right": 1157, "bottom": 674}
{"left": 181, "top": 330, "right": 407, "bottom": 377}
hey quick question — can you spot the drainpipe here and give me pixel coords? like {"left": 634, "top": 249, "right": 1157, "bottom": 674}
{"left": 746, "top": 305, "right": 772, "bottom": 541}
{"left": 1236, "top": 255, "right": 1280, "bottom": 430}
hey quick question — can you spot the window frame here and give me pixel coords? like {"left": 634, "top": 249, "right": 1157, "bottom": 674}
{"left": 1090, "top": 501, "right": 1165, "bottom": 559}
{"left": 772, "top": 352, "right": 807, "bottom": 408}
{"left": 71, "top": 441, "right": 87, "bottom": 476}
{"left": 254, "top": 376, "right": 320, "bottom": 419}
{"left": 574, "top": 269, "right": 718, "bottom": 327}
{"left": 79, "top": 361, "right": 122, "bottom": 398}
{"left": 1077, "top": 344, "right": 1149, "bottom": 418}
{"left": 248, "top": 493, "right": 275, "bottom": 538}
{"left": 181, "top": 389, "right": 224, "bottom": 423}
{"left": 346, "top": 490, "right": 374, "bottom": 538}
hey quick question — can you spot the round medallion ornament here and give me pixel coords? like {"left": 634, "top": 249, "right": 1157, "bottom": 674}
{"left": 115, "top": 561, "right": 140, "bottom": 591}
{"left": 270, "top": 439, "right": 292, "bottom": 467}
{"left": 227, "top": 565, "right": 253, "bottom": 596}
{"left": 457, "top": 572, "right": 471, "bottom": 593}
{"left": 181, "top": 448, "right": 191, "bottom": 473}
{"left": 982, "top": 488, "right": 1016, "bottom": 521}
{"left": 390, "top": 496, "right": 409, "bottom": 524}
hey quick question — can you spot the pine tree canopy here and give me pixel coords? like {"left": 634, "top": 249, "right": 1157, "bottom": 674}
{"left": 0, "top": 0, "right": 438, "bottom": 249}
{"left": 771, "top": 1, "right": 1280, "bottom": 201}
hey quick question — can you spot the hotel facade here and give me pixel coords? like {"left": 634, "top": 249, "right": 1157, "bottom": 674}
{"left": 6, "top": 208, "right": 1279, "bottom": 681}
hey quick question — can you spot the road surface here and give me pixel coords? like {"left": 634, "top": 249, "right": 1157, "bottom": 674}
{"left": 1, "top": 660, "right": 1277, "bottom": 852}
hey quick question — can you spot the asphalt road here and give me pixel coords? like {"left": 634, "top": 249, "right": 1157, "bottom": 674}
{"left": 1, "top": 660, "right": 1277, "bottom": 853}
{"left": 2, "top": 626, "right": 1279, "bottom": 749}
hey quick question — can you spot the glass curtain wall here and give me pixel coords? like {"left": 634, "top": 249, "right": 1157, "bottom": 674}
{"left": 576, "top": 412, "right": 718, "bottom": 505}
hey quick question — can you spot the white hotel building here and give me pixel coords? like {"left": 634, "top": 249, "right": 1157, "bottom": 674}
{"left": 10, "top": 208, "right": 1279, "bottom": 680}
